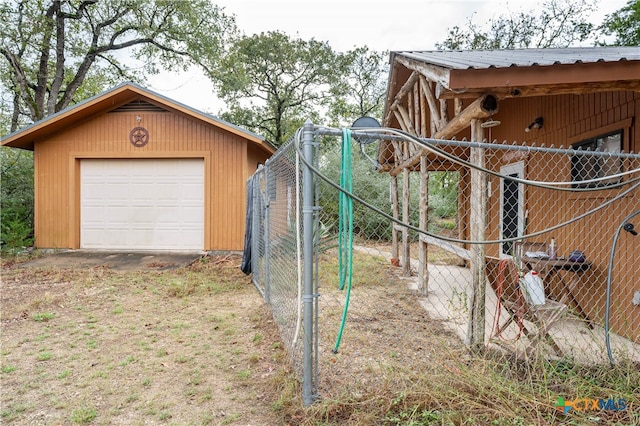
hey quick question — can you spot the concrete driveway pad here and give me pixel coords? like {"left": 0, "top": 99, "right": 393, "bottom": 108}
{"left": 18, "top": 250, "right": 204, "bottom": 271}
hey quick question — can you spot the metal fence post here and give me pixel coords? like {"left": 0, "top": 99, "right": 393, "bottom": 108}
{"left": 264, "top": 163, "right": 271, "bottom": 304}
{"left": 301, "top": 120, "right": 316, "bottom": 405}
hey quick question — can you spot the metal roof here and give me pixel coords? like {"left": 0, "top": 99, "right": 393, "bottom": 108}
{"left": 395, "top": 47, "right": 640, "bottom": 70}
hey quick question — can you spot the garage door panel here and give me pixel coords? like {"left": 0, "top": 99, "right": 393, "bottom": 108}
{"left": 170, "top": 230, "right": 203, "bottom": 245}
{"left": 81, "top": 159, "right": 204, "bottom": 250}
{"left": 106, "top": 206, "right": 130, "bottom": 223}
{"left": 181, "top": 185, "right": 205, "bottom": 200}
{"left": 105, "top": 184, "right": 129, "bottom": 200}
{"left": 126, "top": 230, "right": 155, "bottom": 248}
{"left": 81, "top": 230, "right": 104, "bottom": 248}
{"left": 181, "top": 206, "right": 205, "bottom": 222}
{"left": 131, "top": 206, "right": 157, "bottom": 218}
{"left": 82, "top": 207, "right": 104, "bottom": 222}
{"left": 155, "top": 183, "right": 180, "bottom": 199}
{"left": 131, "top": 184, "right": 155, "bottom": 200}
{"left": 156, "top": 206, "right": 181, "bottom": 220}
{"left": 106, "top": 229, "right": 131, "bottom": 246}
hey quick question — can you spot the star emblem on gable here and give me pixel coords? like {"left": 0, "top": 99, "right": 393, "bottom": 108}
{"left": 129, "top": 127, "right": 149, "bottom": 147}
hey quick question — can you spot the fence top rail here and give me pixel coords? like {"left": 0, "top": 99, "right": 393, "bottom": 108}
{"left": 314, "top": 126, "right": 640, "bottom": 160}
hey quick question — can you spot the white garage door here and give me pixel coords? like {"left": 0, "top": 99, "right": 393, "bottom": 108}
{"left": 81, "top": 159, "right": 204, "bottom": 250}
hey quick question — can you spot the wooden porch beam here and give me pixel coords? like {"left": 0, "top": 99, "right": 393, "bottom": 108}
{"left": 437, "top": 81, "right": 640, "bottom": 99}
{"left": 419, "top": 75, "right": 443, "bottom": 132}
{"left": 385, "top": 71, "right": 420, "bottom": 125}
{"left": 418, "top": 156, "right": 429, "bottom": 295}
{"left": 419, "top": 81, "right": 428, "bottom": 137}
{"left": 393, "top": 110, "right": 410, "bottom": 135}
{"left": 392, "top": 110, "right": 410, "bottom": 164}
{"left": 397, "top": 105, "right": 416, "bottom": 136}
{"left": 388, "top": 93, "right": 498, "bottom": 176}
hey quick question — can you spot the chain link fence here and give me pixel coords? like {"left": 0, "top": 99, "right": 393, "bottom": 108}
{"left": 247, "top": 123, "right": 640, "bottom": 405}
{"left": 249, "top": 136, "right": 308, "bottom": 370}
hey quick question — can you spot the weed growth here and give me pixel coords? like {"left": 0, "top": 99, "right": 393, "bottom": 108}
{"left": 32, "top": 312, "right": 54, "bottom": 322}
{"left": 70, "top": 406, "right": 97, "bottom": 424}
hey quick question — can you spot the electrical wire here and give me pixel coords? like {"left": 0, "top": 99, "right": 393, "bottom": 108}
{"left": 291, "top": 123, "right": 640, "bottom": 357}
{"left": 337, "top": 126, "right": 640, "bottom": 192}
{"left": 331, "top": 125, "right": 640, "bottom": 189}
{"left": 294, "top": 132, "right": 640, "bottom": 246}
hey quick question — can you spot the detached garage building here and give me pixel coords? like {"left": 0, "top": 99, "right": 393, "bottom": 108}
{"left": 2, "top": 82, "right": 274, "bottom": 251}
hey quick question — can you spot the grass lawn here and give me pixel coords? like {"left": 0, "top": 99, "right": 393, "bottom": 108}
{"left": 1, "top": 254, "right": 288, "bottom": 425}
{"left": 1, "top": 252, "right": 638, "bottom": 425}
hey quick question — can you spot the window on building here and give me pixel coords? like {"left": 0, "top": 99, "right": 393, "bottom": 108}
{"left": 571, "top": 130, "right": 623, "bottom": 188}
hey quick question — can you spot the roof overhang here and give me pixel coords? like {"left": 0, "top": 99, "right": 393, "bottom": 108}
{"left": 446, "top": 60, "right": 640, "bottom": 99}
{"left": 380, "top": 47, "right": 640, "bottom": 172}
{"left": 388, "top": 50, "right": 640, "bottom": 104}
{"left": 1, "top": 82, "right": 275, "bottom": 154}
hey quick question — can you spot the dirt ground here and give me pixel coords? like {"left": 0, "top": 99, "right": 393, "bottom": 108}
{"left": 0, "top": 253, "right": 288, "bottom": 425}
{"left": 0, "top": 249, "right": 468, "bottom": 425}
{"left": 15, "top": 250, "right": 204, "bottom": 272}
{"left": 6, "top": 250, "right": 633, "bottom": 425}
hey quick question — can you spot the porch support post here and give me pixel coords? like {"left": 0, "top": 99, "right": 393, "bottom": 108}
{"left": 466, "top": 119, "right": 488, "bottom": 352}
{"left": 402, "top": 167, "right": 411, "bottom": 276}
{"left": 391, "top": 176, "right": 399, "bottom": 266}
{"left": 418, "top": 155, "right": 429, "bottom": 295}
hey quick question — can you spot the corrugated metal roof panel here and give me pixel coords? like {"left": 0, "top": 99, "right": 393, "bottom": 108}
{"left": 396, "top": 47, "right": 640, "bottom": 70}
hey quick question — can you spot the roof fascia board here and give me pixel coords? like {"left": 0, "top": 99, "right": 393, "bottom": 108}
{"left": 448, "top": 61, "right": 640, "bottom": 91}
{"left": 1, "top": 83, "right": 134, "bottom": 148}
{"left": 382, "top": 52, "right": 401, "bottom": 126}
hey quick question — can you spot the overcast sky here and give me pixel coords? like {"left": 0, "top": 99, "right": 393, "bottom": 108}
{"left": 147, "top": 0, "right": 628, "bottom": 113}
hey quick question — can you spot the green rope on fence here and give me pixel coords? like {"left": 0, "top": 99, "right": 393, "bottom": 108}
{"left": 333, "top": 128, "right": 354, "bottom": 354}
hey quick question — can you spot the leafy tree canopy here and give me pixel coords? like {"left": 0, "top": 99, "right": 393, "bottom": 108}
{"left": 599, "top": 0, "right": 640, "bottom": 46}
{"left": 327, "top": 46, "right": 388, "bottom": 128}
{"left": 0, "top": 0, "right": 236, "bottom": 131}
{"left": 436, "top": 0, "right": 598, "bottom": 50}
{"left": 212, "top": 31, "right": 349, "bottom": 146}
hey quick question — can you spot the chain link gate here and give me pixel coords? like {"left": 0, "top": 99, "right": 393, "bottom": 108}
{"left": 247, "top": 122, "right": 640, "bottom": 405}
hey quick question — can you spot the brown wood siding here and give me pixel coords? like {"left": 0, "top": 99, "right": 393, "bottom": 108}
{"left": 479, "top": 90, "right": 639, "bottom": 343}
{"left": 33, "top": 110, "right": 270, "bottom": 251}
{"left": 247, "top": 144, "right": 266, "bottom": 178}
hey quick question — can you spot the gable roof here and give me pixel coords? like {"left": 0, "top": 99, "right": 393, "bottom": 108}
{"left": 388, "top": 46, "right": 640, "bottom": 100}
{"left": 1, "top": 82, "right": 275, "bottom": 153}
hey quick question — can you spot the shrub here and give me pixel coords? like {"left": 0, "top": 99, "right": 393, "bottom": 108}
{"left": 318, "top": 145, "right": 459, "bottom": 242}
{"left": 1, "top": 148, "right": 34, "bottom": 250}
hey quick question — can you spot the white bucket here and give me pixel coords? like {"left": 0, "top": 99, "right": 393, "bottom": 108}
{"left": 521, "top": 271, "right": 545, "bottom": 305}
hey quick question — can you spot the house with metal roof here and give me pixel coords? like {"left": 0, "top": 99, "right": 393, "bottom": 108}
{"left": 379, "top": 47, "right": 640, "bottom": 347}
{"left": 1, "top": 82, "right": 275, "bottom": 252}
